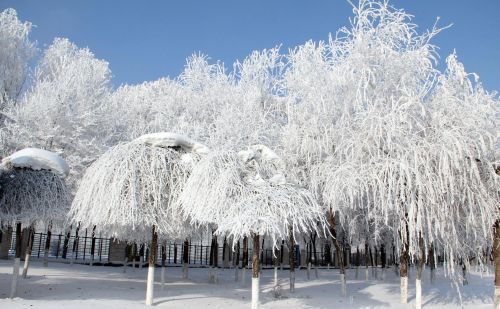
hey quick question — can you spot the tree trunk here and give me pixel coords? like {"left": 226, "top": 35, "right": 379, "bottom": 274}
{"left": 305, "top": 237, "right": 311, "bottom": 280}
{"left": 71, "top": 222, "right": 80, "bottom": 265}
{"left": 288, "top": 225, "right": 295, "bottom": 292}
{"left": 213, "top": 235, "right": 218, "bottom": 283}
{"left": 494, "top": 219, "right": 500, "bottom": 308}
{"left": 416, "top": 234, "right": 425, "bottom": 309}
{"left": 161, "top": 241, "right": 166, "bottom": 290}
{"left": 242, "top": 236, "right": 248, "bottom": 286}
{"left": 365, "top": 242, "right": 370, "bottom": 281}
{"left": 311, "top": 232, "right": 318, "bottom": 279}
{"left": 145, "top": 225, "right": 158, "bottom": 306}
{"left": 369, "top": 246, "right": 374, "bottom": 269}
{"left": 43, "top": 223, "right": 52, "bottom": 267}
{"left": 327, "top": 209, "right": 346, "bottom": 296}
{"left": 325, "top": 242, "right": 332, "bottom": 270}
{"left": 355, "top": 246, "right": 360, "bottom": 279}
{"left": 252, "top": 233, "right": 260, "bottom": 309}
{"left": 260, "top": 236, "right": 265, "bottom": 274}
{"left": 381, "top": 244, "right": 386, "bottom": 269}
{"left": 280, "top": 240, "right": 284, "bottom": 270}
{"left": 62, "top": 225, "right": 71, "bottom": 259}
{"left": 22, "top": 225, "right": 34, "bottom": 278}
{"left": 10, "top": 222, "right": 22, "bottom": 298}
{"left": 222, "top": 237, "right": 228, "bottom": 268}
{"left": 182, "top": 238, "right": 189, "bottom": 279}
{"left": 428, "top": 243, "right": 435, "bottom": 284}
{"left": 0, "top": 226, "right": 13, "bottom": 260}
{"left": 90, "top": 225, "right": 96, "bottom": 266}
{"left": 273, "top": 247, "right": 279, "bottom": 288}
{"left": 234, "top": 239, "right": 240, "bottom": 282}
{"left": 209, "top": 238, "right": 214, "bottom": 281}
{"left": 131, "top": 243, "right": 136, "bottom": 271}
{"left": 400, "top": 231, "right": 409, "bottom": 304}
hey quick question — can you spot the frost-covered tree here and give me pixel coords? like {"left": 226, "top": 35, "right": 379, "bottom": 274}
{"left": 180, "top": 145, "right": 326, "bottom": 309}
{"left": 3, "top": 38, "right": 113, "bottom": 190}
{"left": 0, "top": 148, "right": 70, "bottom": 298}
{"left": 282, "top": 1, "right": 498, "bottom": 307}
{"left": 0, "top": 8, "right": 36, "bottom": 111}
{"left": 425, "top": 53, "right": 498, "bottom": 306}
{"left": 69, "top": 132, "right": 208, "bottom": 306}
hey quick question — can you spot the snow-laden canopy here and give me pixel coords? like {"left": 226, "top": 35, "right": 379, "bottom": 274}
{"left": 69, "top": 132, "right": 208, "bottom": 242}
{"left": 0, "top": 148, "right": 70, "bottom": 228}
{"left": 134, "top": 132, "right": 210, "bottom": 155}
{"left": 2, "top": 147, "right": 70, "bottom": 178}
{"left": 180, "top": 144, "right": 327, "bottom": 248}
{"left": 281, "top": 0, "right": 499, "bottom": 275}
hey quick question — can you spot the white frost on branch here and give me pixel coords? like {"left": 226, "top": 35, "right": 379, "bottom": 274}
{"left": 69, "top": 133, "right": 204, "bottom": 242}
{"left": 2, "top": 38, "right": 113, "bottom": 192}
{"left": 0, "top": 8, "right": 36, "bottom": 109}
{"left": 0, "top": 165, "right": 70, "bottom": 229}
{"left": 282, "top": 0, "right": 499, "bottom": 276}
{"left": 180, "top": 145, "right": 327, "bottom": 248}
{"left": 2, "top": 147, "right": 70, "bottom": 178}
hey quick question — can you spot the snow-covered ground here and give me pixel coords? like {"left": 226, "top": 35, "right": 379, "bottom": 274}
{"left": 0, "top": 260, "right": 494, "bottom": 308}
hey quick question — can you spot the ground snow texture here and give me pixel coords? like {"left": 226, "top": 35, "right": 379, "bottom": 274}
{"left": 0, "top": 260, "right": 493, "bottom": 308}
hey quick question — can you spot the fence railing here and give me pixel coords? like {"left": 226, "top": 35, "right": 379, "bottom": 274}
{"left": 3, "top": 231, "right": 404, "bottom": 268}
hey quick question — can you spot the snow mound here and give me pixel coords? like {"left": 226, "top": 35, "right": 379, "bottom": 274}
{"left": 134, "top": 132, "right": 210, "bottom": 155}
{"left": 238, "top": 145, "right": 287, "bottom": 186}
{"left": 238, "top": 144, "right": 280, "bottom": 164}
{"left": 269, "top": 173, "right": 286, "bottom": 185}
{"left": 250, "top": 144, "right": 281, "bottom": 162}
{"left": 2, "top": 148, "right": 70, "bottom": 178}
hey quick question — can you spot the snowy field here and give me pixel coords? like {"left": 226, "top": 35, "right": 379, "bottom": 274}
{"left": 0, "top": 260, "right": 494, "bottom": 308}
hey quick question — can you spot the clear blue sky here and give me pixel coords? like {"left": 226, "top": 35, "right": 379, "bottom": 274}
{"left": 2, "top": 1, "right": 500, "bottom": 93}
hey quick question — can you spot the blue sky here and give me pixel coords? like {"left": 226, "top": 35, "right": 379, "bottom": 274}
{"left": 2, "top": 1, "right": 500, "bottom": 92}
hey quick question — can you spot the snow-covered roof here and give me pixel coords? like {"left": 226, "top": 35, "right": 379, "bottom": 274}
{"left": 1, "top": 148, "right": 70, "bottom": 178}
{"left": 133, "top": 132, "right": 210, "bottom": 155}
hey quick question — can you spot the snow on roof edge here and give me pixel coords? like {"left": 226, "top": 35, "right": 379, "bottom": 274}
{"left": 133, "top": 132, "right": 210, "bottom": 155}
{"left": 2, "top": 148, "right": 70, "bottom": 178}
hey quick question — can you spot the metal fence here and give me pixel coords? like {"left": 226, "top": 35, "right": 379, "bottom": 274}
{"left": 4, "top": 231, "right": 400, "bottom": 268}
{"left": 8, "top": 232, "right": 111, "bottom": 262}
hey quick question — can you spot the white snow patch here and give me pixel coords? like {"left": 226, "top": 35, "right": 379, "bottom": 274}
{"left": 238, "top": 145, "right": 281, "bottom": 164}
{"left": 2, "top": 148, "right": 70, "bottom": 178}
{"left": 134, "top": 132, "right": 209, "bottom": 155}
{"left": 0, "top": 260, "right": 494, "bottom": 309}
{"left": 250, "top": 144, "right": 281, "bottom": 163}
{"left": 269, "top": 174, "right": 286, "bottom": 185}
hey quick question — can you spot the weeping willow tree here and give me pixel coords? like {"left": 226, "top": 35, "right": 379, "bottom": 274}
{"left": 0, "top": 148, "right": 70, "bottom": 298}
{"left": 180, "top": 145, "right": 327, "bottom": 309}
{"left": 282, "top": 1, "right": 498, "bottom": 307}
{"left": 68, "top": 132, "right": 208, "bottom": 306}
